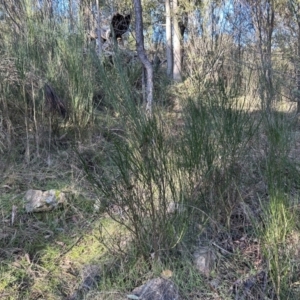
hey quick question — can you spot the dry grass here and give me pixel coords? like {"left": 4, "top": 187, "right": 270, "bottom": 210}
{"left": 1, "top": 89, "right": 300, "bottom": 299}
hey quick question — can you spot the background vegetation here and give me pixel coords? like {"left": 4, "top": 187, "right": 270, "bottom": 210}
{"left": 0, "top": 0, "right": 300, "bottom": 299}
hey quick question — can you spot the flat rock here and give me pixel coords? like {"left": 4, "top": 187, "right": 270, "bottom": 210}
{"left": 24, "top": 189, "right": 67, "bottom": 212}
{"left": 131, "top": 277, "right": 181, "bottom": 300}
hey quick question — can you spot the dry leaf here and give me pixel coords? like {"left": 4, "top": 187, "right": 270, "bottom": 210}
{"left": 161, "top": 269, "right": 173, "bottom": 278}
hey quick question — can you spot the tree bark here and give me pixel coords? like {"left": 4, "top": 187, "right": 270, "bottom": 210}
{"left": 133, "top": 0, "right": 154, "bottom": 116}
{"left": 69, "top": 0, "right": 74, "bottom": 32}
{"left": 95, "top": 0, "right": 102, "bottom": 57}
{"left": 173, "top": 0, "right": 182, "bottom": 82}
{"left": 166, "top": 0, "right": 173, "bottom": 78}
{"left": 287, "top": 0, "right": 300, "bottom": 114}
{"left": 297, "top": 21, "right": 300, "bottom": 114}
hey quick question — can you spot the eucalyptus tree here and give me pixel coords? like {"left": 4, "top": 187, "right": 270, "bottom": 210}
{"left": 166, "top": 0, "right": 172, "bottom": 78}
{"left": 287, "top": 0, "right": 300, "bottom": 113}
{"left": 172, "top": 0, "right": 182, "bottom": 81}
{"left": 95, "top": 0, "right": 102, "bottom": 57}
{"left": 133, "top": 0, "right": 153, "bottom": 115}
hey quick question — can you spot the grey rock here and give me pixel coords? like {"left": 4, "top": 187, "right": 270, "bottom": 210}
{"left": 24, "top": 189, "right": 67, "bottom": 212}
{"left": 193, "top": 247, "right": 217, "bottom": 276}
{"left": 132, "top": 277, "right": 181, "bottom": 300}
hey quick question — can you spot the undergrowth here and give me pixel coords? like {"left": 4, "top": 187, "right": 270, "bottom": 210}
{"left": 0, "top": 8, "right": 300, "bottom": 300}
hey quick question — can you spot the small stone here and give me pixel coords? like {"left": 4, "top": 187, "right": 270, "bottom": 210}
{"left": 24, "top": 189, "right": 67, "bottom": 212}
{"left": 132, "top": 277, "right": 181, "bottom": 300}
{"left": 193, "top": 247, "right": 216, "bottom": 276}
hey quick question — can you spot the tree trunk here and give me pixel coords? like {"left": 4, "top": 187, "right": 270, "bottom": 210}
{"left": 133, "top": 0, "right": 154, "bottom": 116}
{"left": 287, "top": 0, "right": 300, "bottom": 114}
{"left": 166, "top": 0, "right": 173, "bottom": 78}
{"left": 265, "top": 0, "right": 275, "bottom": 110}
{"left": 95, "top": 0, "right": 102, "bottom": 57}
{"left": 69, "top": 0, "right": 74, "bottom": 32}
{"left": 252, "top": 0, "right": 275, "bottom": 111}
{"left": 297, "top": 21, "right": 300, "bottom": 114}
{"left": 173, "top": 0, "right": 182, "bottom": 82}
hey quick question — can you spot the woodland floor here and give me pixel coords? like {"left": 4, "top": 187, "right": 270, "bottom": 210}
{"left": 0, "top": 98, "right": 300, "bottom": 300}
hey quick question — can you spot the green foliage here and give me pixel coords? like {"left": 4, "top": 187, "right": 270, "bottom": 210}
{"left": 0, "top": 1, "right": 300, "bottom": 299}
{"left": 180, "top": 90, "right": 259, "bottom": 224}
{"left": 253, "top": 191, "right": 296, "bottom": 298}
{"left": 86, "top": 111, "right": 189, "bottom": 260}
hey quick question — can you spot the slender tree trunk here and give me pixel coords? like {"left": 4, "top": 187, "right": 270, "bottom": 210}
{"left": 297, "top": 21, "right": 300, "bottom": 114}
{"left": 287, "top": 1, "right": 300, "bottom": 114}
{"left": 173, "top": 0, "right": 182, "bottom": 82}
{"left": 265, "top": 0, "right": 275, "bottom": 110}
{"left": 133, "top": 0, "right": 154, "bottom": 116}
{"left": 95, "top": 0, "right": 102, "bottom": 57}
{"left": 69, "top": 0, "right": 74, "bottom": 31}
{"left": 252, "top": 0, "right": 275, "bottom": 111}
{"left": 166, "top": 0, "right": 173, "bottom": 78}
{"left": 211, "top": 2, "right": 215, "bottom": 51}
